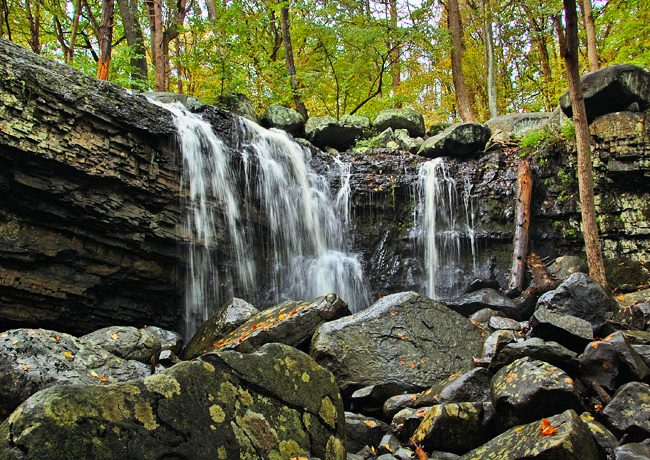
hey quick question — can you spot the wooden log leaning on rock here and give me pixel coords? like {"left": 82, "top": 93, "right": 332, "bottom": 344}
{"left": 508, "top": 159, "right": 533, "bottom": 295}
{"left": 527, "top": 252, "right": 559, "bottom": 295}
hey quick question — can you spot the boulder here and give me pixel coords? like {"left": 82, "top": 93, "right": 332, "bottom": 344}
{"left": 475, "top": 330, "right": 518, "bottom": 367}
{"left": 345, "top": 412, "right": 392, "bottom": 454}
{"left": 373, "top": 108, "right": 425, "bottom": 138}
{"left": 459, "top": 410, "right": 599, "bottom": 460}
{"left": 350, "top": 382, "right": 421, "bottom": 418}
{"left": 614, "top": 443, "right": 650, "bottom": 460}
{"left": 305, "top": 115, "right": 370, "bottom": 151}
{"left": 621, "top": 302, "right": 650, "bottom": 331}
{"left": 0, "top": 328, "right": 151, "bottom": 419}
{"left": 261, "top": 105, "right": 305, "bottom": 135}
{"left": 418, "top": 123, "right": 491, "bottom": 159}
{"left": 488, "top": 316, "right": 521, "bottom": 331}
{"left": 427, "top": 122, "right": 452, "bottom": 137}
{"left": 393, "top": 129, "right": 420, "bottom": 153}
{"left": 183, "top": 297, "right": 258, "bottom": 360}
{"left": 469, "top": 308, "right": 506, "bottom": 328}
{"left": 491, "top": 357, "right": 584, "bottom": 429}
{"left": 207, "top": 294, "right": 350, "bottom": 354}
{"left": 410, "top": 402, "right": 493, "bottom": 454}
{"left": 601, "top": 381, "right": 650, "bottom": 442}
{"left": 217, "top": 92, "right": 259, "bottom": 123}
{"left": 580, "top": 340, "right": 621, "bottom": 392}
{"left": 580, "top": 412, "right": 619, "bottom": 460}
{"left": 530, "top": 305, "right": 594, "bottom": 352}
{"left": 490, "top": 338, "right": 580, "bottom": 374}
{"left": 485, "top": 112, "right": 551, "bottom": 142}
{"left": 535, "top": 273, "right": 619, "bottom": 335}
{"left": 310, "top": 292, "right": 484, "bottom": 393}
{"left": 547, "top": 255, "right": 588, "bottom": 283}
{"left": 603, "top": 331, "right": 650, "bottom": 383}
{"left": 391, "top": 406, "right": 431, "bottom": 442}
{"left": 383, "top": 367, "right": 492, "bottom": 419}
{"left": 560, "top": 64, "right": 650, "bottom": 123}
{"left": 605, "top": 257, "right": 650, "bottom": 293}
{"left": 143, "top": 326, "right": 183, "bottom": 355}
{"left": 80, "top": 326, "right": 162, "bottom": 363}
{"left": 444, "top": 288, "right": 519, "bottom": 318}
{"left": 0, "top": 343, "right": 346, "bottom": 460}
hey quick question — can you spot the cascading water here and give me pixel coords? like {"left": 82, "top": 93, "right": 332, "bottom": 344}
{"left": 158, "top": 100, "right": 369, "bottom": 337}
{"left": 416, "top": 158, "right": 478, "bottom": 299}
{"left": 235, "top": 118, "right": 370, "bottom": 311}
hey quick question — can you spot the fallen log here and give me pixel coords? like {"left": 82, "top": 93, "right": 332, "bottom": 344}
{"left": 508, "top": 159, "right": 533, "bottom": 294}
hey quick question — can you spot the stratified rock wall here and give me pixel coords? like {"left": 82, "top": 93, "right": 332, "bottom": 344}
{"left": 0, "top": 39, "right": 184, "bottom": 333}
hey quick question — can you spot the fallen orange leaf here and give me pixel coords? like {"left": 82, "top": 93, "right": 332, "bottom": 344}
{"left": 64, "top": 352, "right": 74, "bottom": 358}
{"left": 408, "top": 362, "right": 416, "bottom": 368}
{"left": 506, "top": 373, "right": 517, "bottom": 382}
{"left": 540, "top": 426, "right": 558, "bottom": 436}
{"left": 23, "top": 365, "right": 29, "bottom": 371}
{"left": 110, "top": 333, "right": 119, "bottom": 340}
{"left": 100, "top": 376, "right": 108, "bottom": 382}
{"left": 363, "top": 420, "right": 376, "bottom": 428}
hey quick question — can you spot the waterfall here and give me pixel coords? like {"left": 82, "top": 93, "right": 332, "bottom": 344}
{"left": 157, "top": 100, "right": 369, "bottom": 337}
{"left": 236, "top": 119, "right": 370, "bottom": 311}
{"left": 416, "top": 158, "right": 478, "bottom": 299}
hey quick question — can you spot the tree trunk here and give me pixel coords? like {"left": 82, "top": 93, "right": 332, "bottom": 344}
{"left": 527, "top": 252, "right": 559, "bottom": 294}
{"left": 1, "top": 0, "right": 11, "bottom": 40}
{"left": 175, "top": 36, "right": 183, "bottom": 94}
{"left": 69, "top": 0, "right": 82, "bottom": 62}
{"left": 483, "top": 0, "right": 497, "bottom": 118}
{"left": 96, "top": 0, "right": 115, "bottom": 80}
{"left": 559, "top": 0, "right": 608, "bottom": 287}
{"left": 146, "top": 0, "right": 165, "bottom": 91}
{"left": 448, "top": 0, "right": 477, "bottom": 122}
{"left": 280, "top": 3, "right": 308, "bottom": 120}
{"left": 508, "top": 159, "right": 533, "bottom": 293}
{"left": 390, "top": 0, "right": 400, "bottom": 93}
{"left": 116, "top": 0, "right": 149, "bottom": 88}
{"left": 25, "top": 0, "right": 41, "bottom": 54}
{"left": 581, "top": 0, "right": 599, "bottom": 71}
{"left": 205, "top": 0, "right": 217, "bottom": 20}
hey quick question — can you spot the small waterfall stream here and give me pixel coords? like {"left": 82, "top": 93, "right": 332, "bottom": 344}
{"left": 416, "top": 158, "right": 478, "bottom": 299}
{"left": 160, "top": 101, "right": 368, "bottom": 337}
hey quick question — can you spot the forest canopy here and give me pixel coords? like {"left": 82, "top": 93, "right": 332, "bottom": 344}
{"left": 1, "top": 0, "right": 647, "bottom": 123}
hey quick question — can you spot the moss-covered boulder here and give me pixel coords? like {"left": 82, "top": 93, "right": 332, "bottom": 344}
{"left": 418, "top": 123, "right": 490, "bottom": 159}
{"left": 183, "top": 297, "right": 258, "bottom": 359}
{"left": 204, "top": 294, "right": 350, "bottom": 354}
{"left": 410, "top": 402, "right": 493, "bottom": 454}
{"left": 0, "top": 328, "right": 151, "bottom": 419}
{"left": 459, "top": 410, "right": 599, "bottom": 460}
{"left": 372, "top": 109, "right": 425, "bottom": 138}
{"left": 261, "top": 105, "right": 305, "bottom": 135}
{"left": 80, "top": 325, "right": 164, "bottom": 363}
{"left": 217, "top": 92, "right": 259, "bottom": 123}
{"left": 491, "top": 357, "right": 584, "bottom": 429}
{"left": 310, "top": 292, "right": 484, "bottom": 393}
{"left": 0, "top": 343, "right": 346, "bottom": 460}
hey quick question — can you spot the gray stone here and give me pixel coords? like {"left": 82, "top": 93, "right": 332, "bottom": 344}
{"left": 560, "top": 64, "right": 650, "bottom": 123}
{"left": 531, "top": 305, "right": 594, "bottom": 352}
{"left": 310, "top": 292, "right": 484, "bottom": 393}
{"left": 373, "top": 108, "right": 425, "bottom": 138}
{"left": 0, "top": 328, "right": 152, "bottom": 419}
{"left": 536, "top": 273, "right": 619, "bottom": 335}
{"left": 444, "top": 288, "right": 518, "bottom": 318}
{"left": 305, "top": 115, "right": 370, "bottom": 150}
{"left": 143, "top": 326, "right": 183, "bottom": 355}
{"left": 485, "top": 112, "right": 551, "bottom": 142}
{"left": 580, "top": 412, "right": 619, "bottom": 460}
{"left": 183, "top": 297, "right": 258, "bottom": 360}
{"left": 410, "top": 402, "right": 493, "bottom": 454}
{"left": 217, "top": 92, "right": 259, "bottom": 123}
{"left": 345, "top": 412, "right": 391, "bottom": 454}
{"left": 418, "top": 123, "right": 491, "bottom": 159}
{"left": 469, "top": 308, "right": 506, "bottom": 328}
{"left": 488, "top": 316, "right": 521, "bottom": 331}
{"left": 393, "top": 129, "right": 419, "bottom": 153}
{"left": 0, "top": 343, "right": 346, "bottom": 460}
{"left": 146, "top": 92, "right": 205, "bottom": 109}
{"left": 601, "top": 381, "right": 650, "bottom": 442}
{"left": 547, "top": 255, "right": 588, "bottom": 283}
{"left": 490, "top": 337, "right": 579, "bottom": 373}
{"left": 213, "top": 294, "right": 350, "bottom": 354}
{"left": 491, "top": 357, "right": 584, "bottom": 429}
{"left": 614, "top": 443, "right": 650, "bottom": 460}
{"left": 261, "top": 105, "right": 305, "bottom": 135}
{"left": 459, "top": 410, "right": 599, "bottom": 460}
{"left": 476, "top": 330, "right": 518, "bottom": 367}
{"left": 80, "top": 326, "right": 162, "bottom": 363}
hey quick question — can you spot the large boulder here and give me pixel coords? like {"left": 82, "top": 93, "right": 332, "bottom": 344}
{"left": 310, "top": 292, "right": 484, "bottom": 393}
{"left": 459, "top": 410, "right": 599, "bottom": 460}
{"left": 530, "top": 306, "right": 594, "bottom": 352}
{"left": 261, "top": 105, "right": 305, "bottom": 135}
{"left": 560, "top": 64, "right": 650, "bottom": 123}
{"left": 0, "top": 343, "right": 346, "bottom": 460}
{"left": 80, "top": 325, "right": 164, "bottom": 363}
{"left": 372, "top": 108, "right": 425, "bottom": 138}
{"left": 444, "top": 288, "right": 518, "bottom": 318}
{"left": 491, "top": 357, "right": 584, "bottom": 429}
{"left": 0, "top": 328, "right": 152, "bottom": 419}
{"left": 305, "top": 115, "right": 370, "bottom": 151}
{"left": 217, "top": 92, "right": 259, "bottom": 123}
{"left": 183, "top": 297, "right": 258, "bottom": 360}
{"left": 490, "top": 338, "right": 580, "bottom": 374}
{"left": 418, "top": 123, "right": 491, "bottom": 159}
{"left": 485, "top": 112, "right": 551, "bottom": 142}
{"left": 535, "top": 273, "right": 619, "bottom": 335}
{"left": 204, "top": 294, "right": 350, "bottom": 354}
{"left": 601, "top": 381, "right": 650, "bottom": 442}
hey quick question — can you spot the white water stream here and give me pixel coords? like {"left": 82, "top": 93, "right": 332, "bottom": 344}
{"left": 159, "top": 101, "right": 368, "bottom": 337}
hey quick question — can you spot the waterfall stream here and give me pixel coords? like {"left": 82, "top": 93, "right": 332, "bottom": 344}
{"left": 416, "top": 158, "right": 478, "bottom": 299}
{"left": 159, "top": 101, "right": 368, "bottom": 337}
